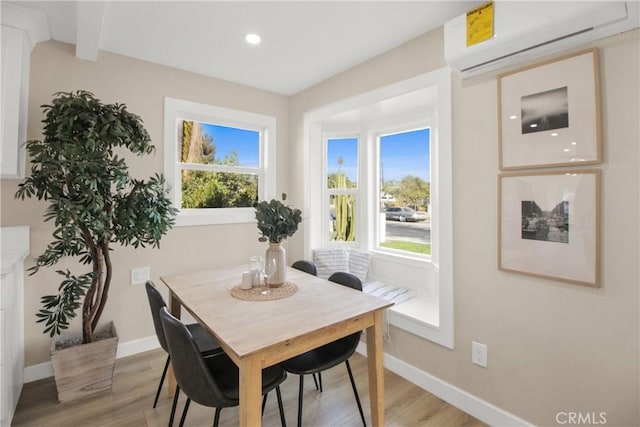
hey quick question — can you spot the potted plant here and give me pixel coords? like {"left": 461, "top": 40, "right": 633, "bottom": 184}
{"left": 254, "top": 198, "right": 302, "bottom": 285}
{"left": 15, "top": 90, "right": 177, "bottom": 402}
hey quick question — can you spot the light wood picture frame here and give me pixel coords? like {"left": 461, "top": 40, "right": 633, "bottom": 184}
{"left": 498, "top": 49, "right": 601, "bottom": 170}
{"left": 498, "top": 169, "right": 600, "bottom": 287}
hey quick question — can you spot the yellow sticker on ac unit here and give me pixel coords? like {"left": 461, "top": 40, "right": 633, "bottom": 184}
{"left": 466, "top": 1, "right": 494, "bottom": 47}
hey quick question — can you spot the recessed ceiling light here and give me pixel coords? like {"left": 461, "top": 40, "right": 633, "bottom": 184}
{"left": 245, "top": 33, "right": 261, "bottom": 45}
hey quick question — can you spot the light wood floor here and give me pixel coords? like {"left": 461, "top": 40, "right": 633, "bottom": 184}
{"left": 12, "top": 349, "right": 486, "bottom": 427}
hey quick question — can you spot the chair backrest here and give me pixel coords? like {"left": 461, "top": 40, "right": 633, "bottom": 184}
{"left": 328, "top": 271, "right": 362, "bottom": 291}
{"left": 145, "top": 281, "right": 170, "bottom": 353}
{"left": 292, "top": 260, "right": 318, "bottom": 276}
{"left": 159, "top": 307, "right": 236, "bottom": 408}
{"left": 327, "top": 272, "right": 363, "bottom": 357}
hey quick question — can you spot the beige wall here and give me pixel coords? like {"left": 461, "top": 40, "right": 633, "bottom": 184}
{"left": 1, "top": 26, "right": 638, "bottom": 426}
{"left": 289, "top": 28, "right": 639, "bottom": 425}
{"left": 0, "top": 41, "right": 291, "bottom": 366}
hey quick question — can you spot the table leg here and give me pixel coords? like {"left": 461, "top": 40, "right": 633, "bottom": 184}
{"left": 366, "top": 310, "right": 385, "bottom": 426}
{"left": 167, "top": 292, "right": 181, "bottom": 398}
{"left": 239, "top": 354, "right": 263, "bottom": 427}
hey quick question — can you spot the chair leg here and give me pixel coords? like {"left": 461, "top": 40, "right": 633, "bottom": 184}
{"left": 345, "top": 360, "right": 366, "bottom": 427}
{"left": 178, "top": 397, "right": 191, "bottom": 427}
{"left": 154, "top": 354, "right": 171, "bottom": 408}
{"left": 312, "top": 373, "right": 319, "bottom": 391}
{"left": 297, "top": 375, "right": 304, "bottom": 427}
{"left": 262, "top": 393, "right": 268, "bottom": 415}
{"left": 168, "top": 385, "right": 180, "bottom": 427}
{"left": 276, "top": 385, "right": 287, "bottom": 427}
{"left": 213, "top": 408, "right": 222, "bottom": 427}
{"left": 318, "top": 371, "right": 323, "bottom": 392}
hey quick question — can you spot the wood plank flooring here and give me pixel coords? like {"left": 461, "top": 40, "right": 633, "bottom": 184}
{"left": 12, "top": 349, "right": 486, "bottom": 427}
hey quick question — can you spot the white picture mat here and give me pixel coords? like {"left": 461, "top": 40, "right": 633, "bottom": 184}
{"left": 500, "top": 50, "right": 599, "bottom": 169}
{"left": 500, "top": 171, "right": 599, "bottom": 286}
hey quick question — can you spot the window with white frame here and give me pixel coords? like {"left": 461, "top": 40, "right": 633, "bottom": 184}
{"left": 377, "top": 127, "right": 431, "bottom": 256}
{"left": 164, "top": 98, "right": 276, "bottom": 226}
{"left": 305, "top": 68, "right": 453, "bottom": 348}
{"left": 326, "top": 136, "right": 359, "bottom": 242}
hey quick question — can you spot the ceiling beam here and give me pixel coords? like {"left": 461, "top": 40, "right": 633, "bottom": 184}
{"left": 75, "top": 1, "right": 105, "bottom": 62}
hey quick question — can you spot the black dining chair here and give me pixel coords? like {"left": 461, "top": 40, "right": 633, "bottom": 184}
{"left": 291, "top": 260, "right": 318, "bottom": 276}
{"left": 291, "top": 259, "right": 322, "bottom": 391}
{"left": 145, "top": 281, "right": 223, "bottom": 425}
{"left": 159, "top": 307, "right": 288, "bottom": 427}
{"left": 280, "top": 271, "right": 367, "bottom": 427}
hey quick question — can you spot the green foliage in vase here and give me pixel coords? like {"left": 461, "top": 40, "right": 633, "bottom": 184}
{"left": 254, "top": 199, "right": 302, "bottom": 243}
{"left": 15, "top": 90, "right": 177, "bottom": 344}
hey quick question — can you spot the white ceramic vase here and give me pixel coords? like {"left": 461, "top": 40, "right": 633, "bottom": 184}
{"left": 265, "top": 242, "right": 287, "bottom": 286}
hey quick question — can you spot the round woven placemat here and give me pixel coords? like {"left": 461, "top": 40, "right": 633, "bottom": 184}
{"left": 230, "top": 282, "right": 298, "bottom": 301}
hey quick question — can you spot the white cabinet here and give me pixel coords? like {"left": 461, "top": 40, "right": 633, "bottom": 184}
{"left": 1, "top": 24, "right": 31, "bottom": 179}
{"left": 0, "top": 226, "right": 29, "bottom": 427}
{"left": 1, "top": 2, "right": 50, "bottom": 179}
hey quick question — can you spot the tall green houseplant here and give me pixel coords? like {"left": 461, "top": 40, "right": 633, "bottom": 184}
{"left": 15, "top": 91, "right": 177, "bottom": 344}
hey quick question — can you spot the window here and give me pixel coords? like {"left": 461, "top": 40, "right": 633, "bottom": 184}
{"left": 180, "top": 121, "right": 259, "bottom": 209}
{"left": 326, "top": 137, "right": 358, "bottom": 242}
{"left": 378, "top": 128, "right": 431, "bottom": 256}
{"left": 164, "top": 98, "right": 276, "bottom": 226}
{"left": 304, "top": 68, "right": 453, "bottom": 348}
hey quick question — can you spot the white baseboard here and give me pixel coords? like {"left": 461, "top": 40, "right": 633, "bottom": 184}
{"left": 23, "top": 361, "right": 54, "bottom": 384}
{"left": 115, "top": 335, "right": 160, "bottom": 359}
{"left": 23, "top": 335, "right": 160, "bottom": 383}
{"left": 356, "top": 343, "right": 531, "bottom": 427}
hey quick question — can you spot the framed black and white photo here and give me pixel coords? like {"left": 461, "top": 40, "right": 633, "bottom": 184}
{"left": 498, "top": 169, "right": 600, "bottom": 287}
{"left": 498, "top": 49, "right": 601, "bottom": 170}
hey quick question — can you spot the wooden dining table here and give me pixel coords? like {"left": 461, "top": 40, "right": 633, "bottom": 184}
{"left": 160, "top": 264, "right": 393, "bottom": 427}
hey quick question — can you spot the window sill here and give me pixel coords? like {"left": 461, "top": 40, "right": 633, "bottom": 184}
{"left": 387, "top": 292, "right": 439, "bottom": 338}
{"left": 174, "top": 207, "right": 255, "bottom": 227}
{"left": 370, "top": 248, "right": 431, "bottom": 265}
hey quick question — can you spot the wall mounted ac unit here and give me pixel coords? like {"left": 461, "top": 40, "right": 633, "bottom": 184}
{"left": 444, "top": 1, "right": 639, "bottom": 78}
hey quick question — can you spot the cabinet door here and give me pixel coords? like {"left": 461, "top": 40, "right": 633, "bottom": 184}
{"left": 1, "top": 25, "right": 30, "bottom": 179}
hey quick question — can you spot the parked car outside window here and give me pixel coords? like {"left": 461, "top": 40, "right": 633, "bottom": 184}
{"left": 385, "top": 207, "right": 427, "bottom": 222}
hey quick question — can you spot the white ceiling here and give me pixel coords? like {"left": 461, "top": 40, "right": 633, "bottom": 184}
{"left": 6, "top": 1, "right": 482, "bottom": 95}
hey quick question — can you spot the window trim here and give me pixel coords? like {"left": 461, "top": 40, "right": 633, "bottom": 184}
{"left": 303, "top": 68, "right": 453, "bottom": 348}
{"left": 163, "top": 97, "right": 276, "bottom": 227}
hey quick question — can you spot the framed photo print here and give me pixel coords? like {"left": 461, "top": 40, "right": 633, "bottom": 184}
{"left": 498, "top": 49, "right": 601, "bottom": 170}
{"left": 498, "top": 169, "right": 600, "bottom": 287}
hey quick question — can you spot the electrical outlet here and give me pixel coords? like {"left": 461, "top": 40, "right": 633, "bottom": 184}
{"left": 472, "top": 341, "right": 488, "bottom": 367}
{"left": 131, "top": 267, "right": 150, "bottom": 285}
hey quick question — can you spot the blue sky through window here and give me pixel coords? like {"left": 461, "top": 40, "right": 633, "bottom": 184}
{"left": 326, "top": 129, "right": 430, "bottom": 184}
{"left": 380, "top": 128, "right": 430, "bottom": 182}
{"left": 200, "top": 123, "right": 259, "bottom": 167}
{"left": 198, "top": 123, "right": 429, "bottom": 183}
{"left": 327, "top": 138, "right": 358, "bottom": 183}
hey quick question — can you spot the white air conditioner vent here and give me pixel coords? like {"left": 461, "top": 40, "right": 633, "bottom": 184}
{"left": 445, "top": 1, "right": 639, "bottom": 78}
